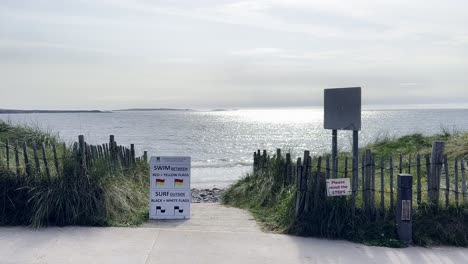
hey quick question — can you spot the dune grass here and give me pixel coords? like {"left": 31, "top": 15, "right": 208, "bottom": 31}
{"left": 0, "top": 120, "right": 149, "bottom": 227}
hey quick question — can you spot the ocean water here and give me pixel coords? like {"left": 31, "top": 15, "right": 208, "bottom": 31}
{"left": 2, "top": 109, "right": 468, "bottom": 188}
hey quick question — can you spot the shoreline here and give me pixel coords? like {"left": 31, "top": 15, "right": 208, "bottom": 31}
{"left": 0, "top": 109, "right": 108, "bottom": 114}
{"left": 191, "top": 188, "right": 224, "bottom": 203}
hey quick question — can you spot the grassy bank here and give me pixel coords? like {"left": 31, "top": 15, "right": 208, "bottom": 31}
{"left": 223, "top": 131, "right": 468, "bottom": 247}
{"left": 0, "top": 120, "right": 149, "bottom": 227}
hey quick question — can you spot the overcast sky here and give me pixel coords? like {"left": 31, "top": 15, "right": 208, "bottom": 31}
{"left": 1, "top": 0, "right": 467, "bottom": 110}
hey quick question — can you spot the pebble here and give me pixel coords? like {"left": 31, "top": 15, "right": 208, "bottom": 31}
{"left": 191, "top": 188, "right": 224, "bottom": 203}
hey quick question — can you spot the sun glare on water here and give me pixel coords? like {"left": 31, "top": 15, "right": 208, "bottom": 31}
{"left": 215, "top": 109, "right": 324, "bottom": 124}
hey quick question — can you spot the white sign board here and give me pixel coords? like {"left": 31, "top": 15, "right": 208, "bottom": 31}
{"left": 326, "top": 178, "right": 351, "bottom": 196}
{"left": 149, "top": 156, "right": 191, "bottom": 219}
{"left": 149, "top": 189, "right": 191, "bottom": 219}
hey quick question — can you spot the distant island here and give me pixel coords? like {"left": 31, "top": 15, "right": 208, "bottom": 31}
{"left": 210, "top": 109, "right": 238, "bottom": 112}
{"left": 114, "top": 108, "right": 192, "bottom": 112}
{"left": 0, "top": 109, "right": 107, "bottom": 114}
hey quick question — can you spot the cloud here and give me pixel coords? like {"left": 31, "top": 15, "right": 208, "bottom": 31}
{"left": 0, "top": 0, "right": 467, "bottom": 109}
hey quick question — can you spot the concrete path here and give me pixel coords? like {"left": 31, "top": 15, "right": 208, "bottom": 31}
{"left": 1, "top": 203, "right": 467, "bottom": 264}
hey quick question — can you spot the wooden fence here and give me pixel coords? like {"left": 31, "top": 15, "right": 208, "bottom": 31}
{"left": 0, "top": 135, "right": 148, "bottom": 178}
{"left": 253, "top": 143, "right": 467, "bottom": 219}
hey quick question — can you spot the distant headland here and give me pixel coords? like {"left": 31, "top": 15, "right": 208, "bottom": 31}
{"left": 113, "top": 108, "right": 192, "bottom": 112}
{"left": 0, "top": 109, "right": 107, "bottom": 114}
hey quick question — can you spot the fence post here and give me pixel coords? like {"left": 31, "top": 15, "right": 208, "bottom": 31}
{"left": 325, "top": 155, "right": 330, "bottom": 179}
{"left": 352, "top": 130, "right": 359, "bottom": 216}
{"left": 351, "top": 155, "right": 358, "bottom": 216}
{"left": 397, "top": 173, "right": 413, "bottom": 245}
{"left": 429, "top": 141, "right": 445, "bottom": 205}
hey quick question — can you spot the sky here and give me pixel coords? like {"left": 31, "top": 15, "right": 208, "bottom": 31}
{"left": 0, "top": 0, "right": 467, "bottom": 110}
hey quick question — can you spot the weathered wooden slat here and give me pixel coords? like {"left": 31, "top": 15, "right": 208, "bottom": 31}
{"left": 361, "top": 153, "right": 365, "bottom": 209}
{"left": 314, "top": 156, "right": 322, "bottom": 210}
{"left": 32, "top": 141, "right": 41, "bottom": 174}
{"left": 380, "top": 155, "right": 385, "bottom": 218}
{"left": 325, "top": 155, "right": 330, "bottom": 179}
{"left": 364, "top": 149, "right": 372, "bottom": 216}
{"left": 295, "top": 157, "right": 303, "bottom": 217}
{"left": 109, "top": 135, "right": 115, "bottom": 161}
{"left": 425, "top": 154, "right": 431, "bottom": 203}
{"left": 344, "top": 156, "right": 348, "bottom": 178}
{"left": 285, "top": 153, "right": 292, "bottom": 185}
{"left": 443, "top": 155, "right": 450, "bottom": 208}
{"left": 78, "top": 135, "right": 87, "bottom": 177}
{"left": 408, "top": 154, "right": 412, "bottom": 174}
{"left": 52, "top": 144, "right": 60, "bottom": 177}
{"left": 22, "top": 141, "right": 32, "bottom": 178}
{"left": 304, "top": 155, "right": 312, "bottom": 213}
{"left": 430, "top": 141, "right": 445, "bottom": 205}
{"left": 14, "top": 141, "right": 20, "bottom": 177}
{"left": 455, "top": 157, "right": 459, "bottom": 206}
{"left": 41, "top": 142, "right": 51, "bottom": 179}
{"left": 130, "top": 144, "right": 136, "bottom": 165}
{"left": 399, "top": 153, "right": 403, "bottom": 174}
{"left": 389, "top": 156, "right": 394, "bottom": 211}
{"left": 461, "top": 158, "right": 467, "bottom": 204}
{"left": 6, "top": 140, "right": 10, "bottom": 170}
{"left": 416, "top": 154, "right": 422, "bottom": 207}
{"left": 370, "top": 153, "right": 376, "bottom": 219}
{"left": 143, "top": 150, "right": 148, "bottom": 162}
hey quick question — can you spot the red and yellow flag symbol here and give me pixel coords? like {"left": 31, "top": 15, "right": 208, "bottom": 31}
{"left": 174, "top": 179, "right": 184, "bottom": 186}
{"left": 156, "top": 178, "right": 165, "bottom": 186}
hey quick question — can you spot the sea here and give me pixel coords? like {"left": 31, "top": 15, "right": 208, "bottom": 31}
{"left": 1, "top": 108, "right": 468, "bottom": 188}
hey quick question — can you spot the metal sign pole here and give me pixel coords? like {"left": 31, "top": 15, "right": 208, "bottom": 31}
{"left": 352, "top": 130, "right": 359, "bottom": 208}
{"left": 332, "top": 129, "right": 338, "bottom": 178}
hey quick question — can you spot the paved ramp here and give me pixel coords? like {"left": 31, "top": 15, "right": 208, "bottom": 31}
{"left": 1, "top": 203, "right": 467, "bottom": 264}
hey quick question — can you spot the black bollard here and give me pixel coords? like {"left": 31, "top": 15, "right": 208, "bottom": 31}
{"left": 397, "top": 174, "right": 413, "bottom": 244}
